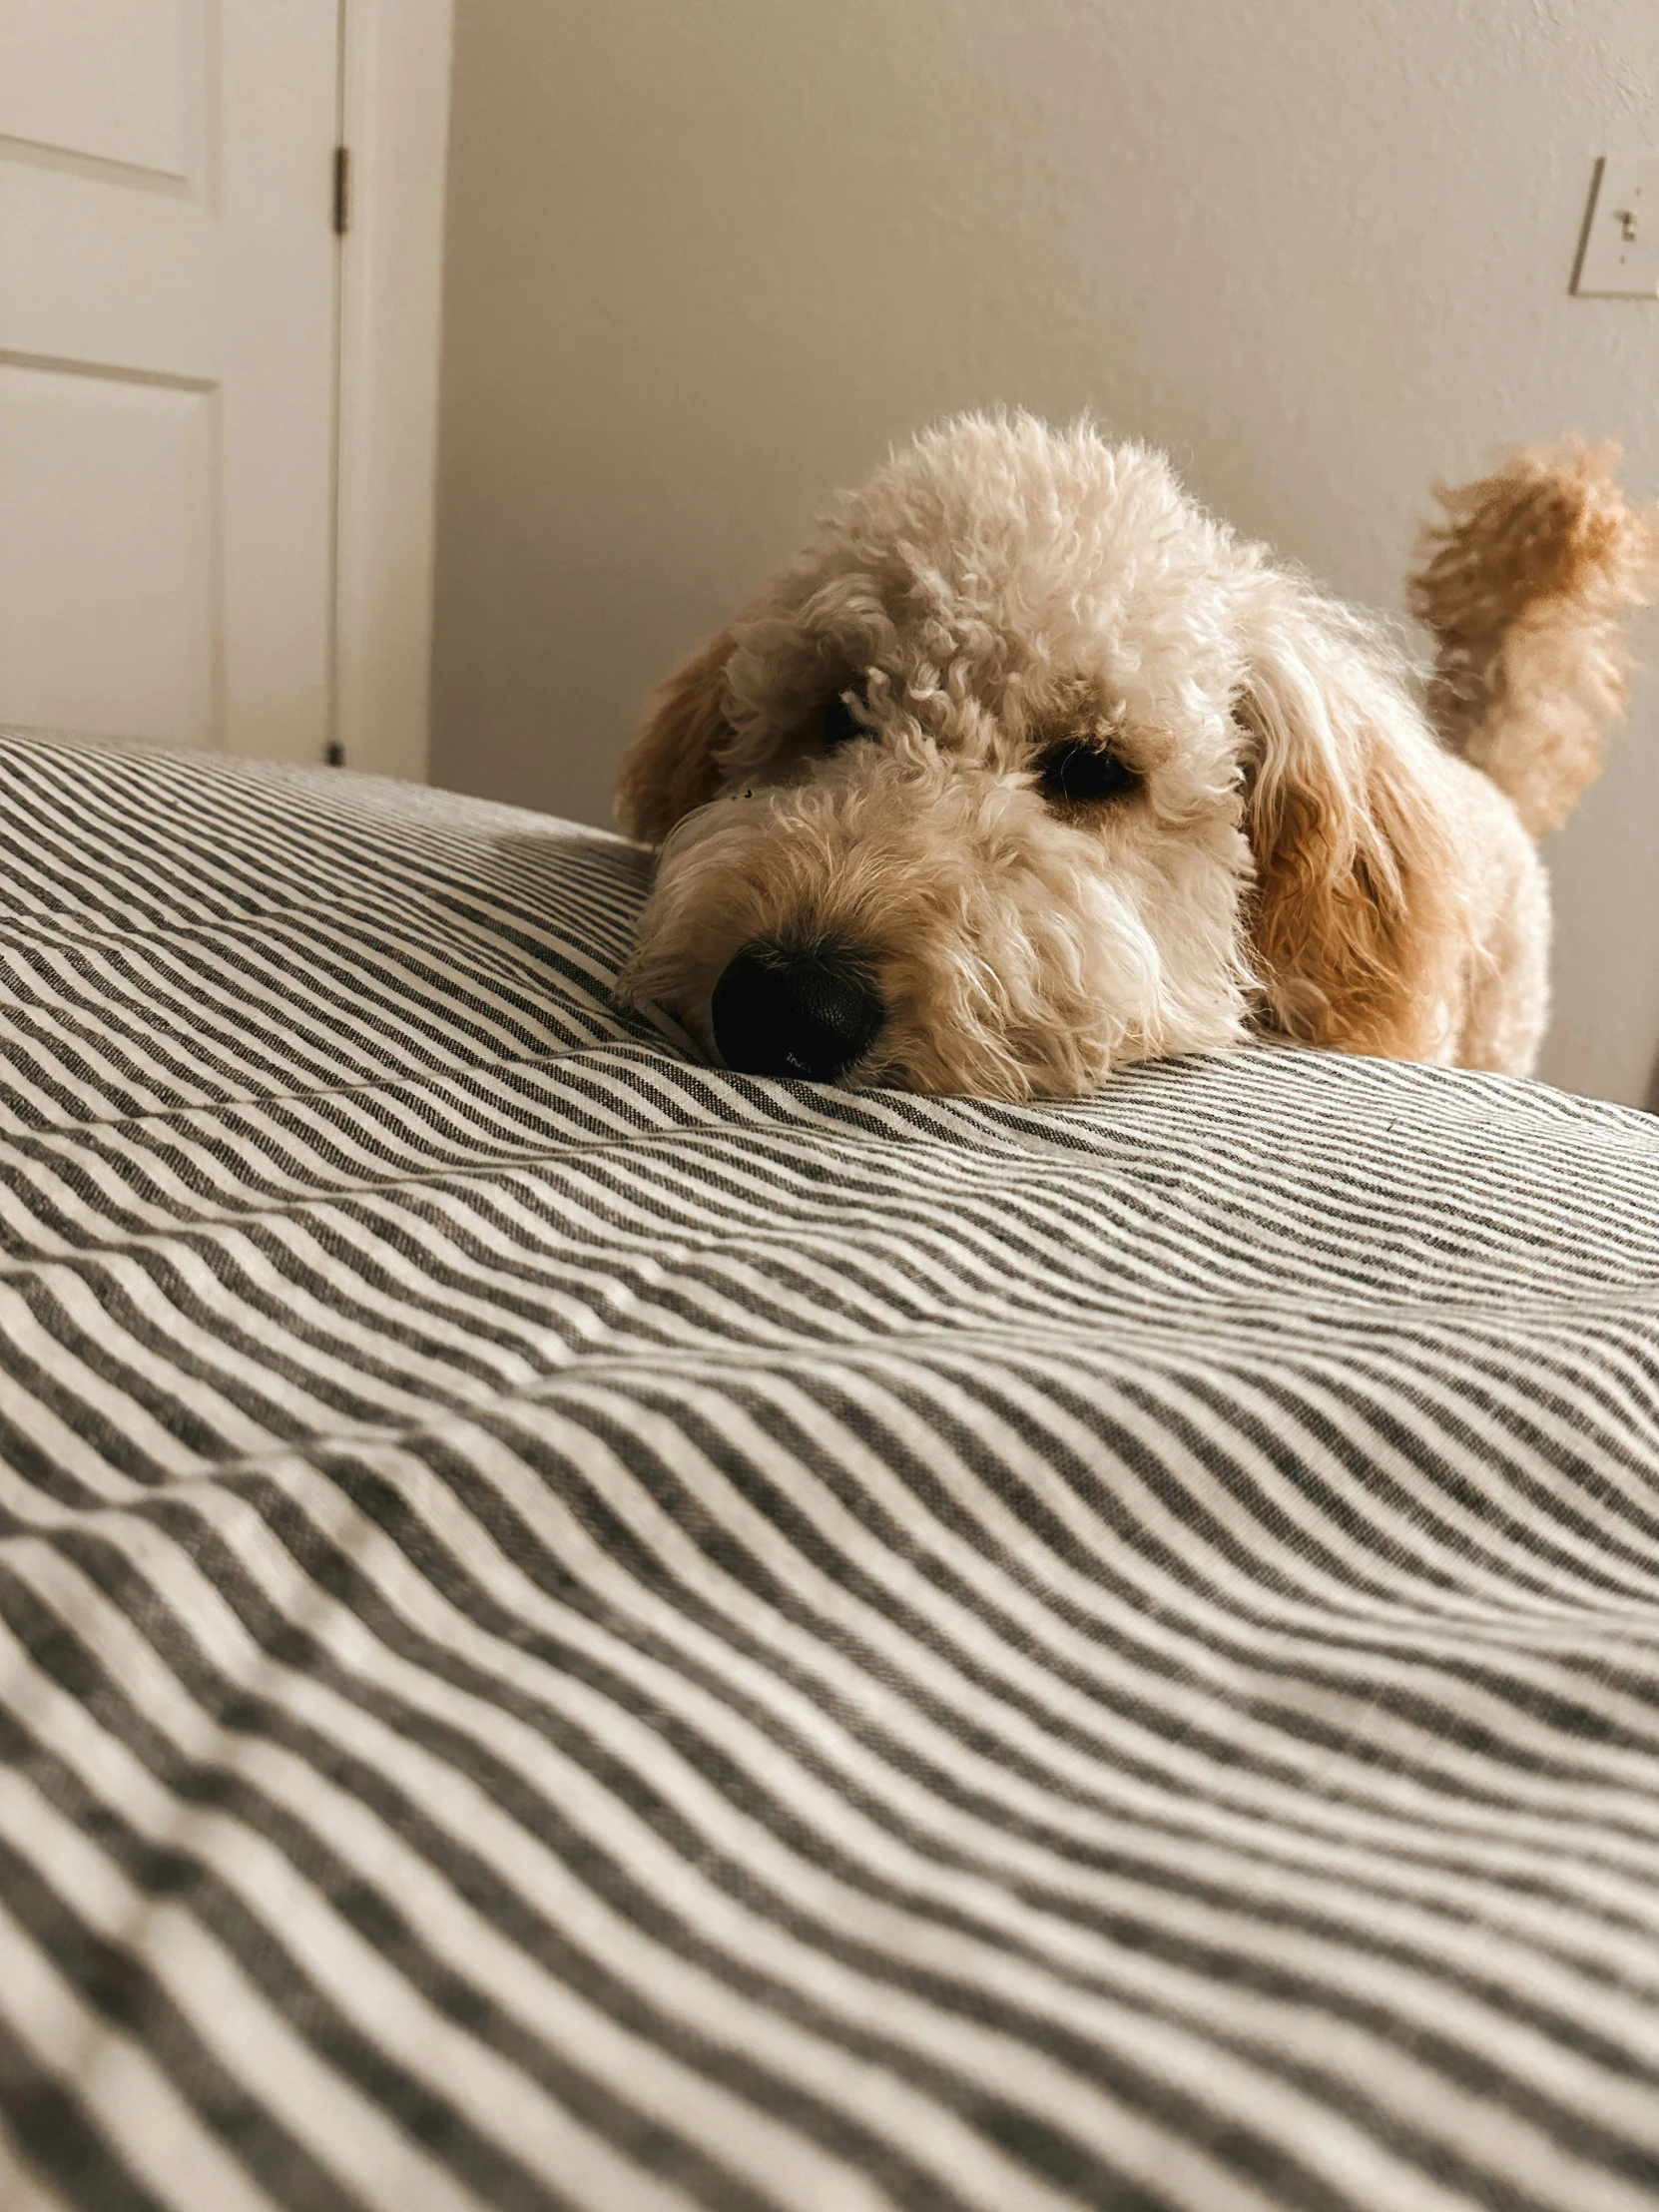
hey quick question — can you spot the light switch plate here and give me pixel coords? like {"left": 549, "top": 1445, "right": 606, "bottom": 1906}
{"left": 1575, "top": 154, "right": 1659, "bottom": 297}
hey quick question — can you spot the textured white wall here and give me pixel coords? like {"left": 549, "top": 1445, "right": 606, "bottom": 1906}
{"left": 431, "top": 0, "right": 1659, "bottom": 1105}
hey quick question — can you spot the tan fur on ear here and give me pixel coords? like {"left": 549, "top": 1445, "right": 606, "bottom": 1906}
{"left": 614, "top": 630, "right": 737, "bottom": 844}
{"left": 1238, "top": 590, "right": 1467, "bottom": 1060}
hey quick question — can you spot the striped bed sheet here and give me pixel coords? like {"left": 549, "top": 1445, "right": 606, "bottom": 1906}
{"left": 0, "top": 729, "right": 1657, "bottom": 2212}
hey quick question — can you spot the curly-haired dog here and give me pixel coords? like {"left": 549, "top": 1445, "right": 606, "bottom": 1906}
{"left": 615, "top": 415, "right": 1656, "bottom": 1099}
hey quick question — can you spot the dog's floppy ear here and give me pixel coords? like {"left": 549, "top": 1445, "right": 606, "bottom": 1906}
{"left": 614, "top": 629, "right": 737, "bottom": 844}
{"left": 1235, "top": 584, "right": 1465, "bottom": 1059}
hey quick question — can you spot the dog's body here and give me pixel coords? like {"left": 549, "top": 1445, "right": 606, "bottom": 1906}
{"left": 616, "top": 416, "right": 1655, "bottom": 1099}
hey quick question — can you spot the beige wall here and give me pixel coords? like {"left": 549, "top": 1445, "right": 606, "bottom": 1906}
{"left": 431, "top": 0, "right": 1659, "bottom": 1106}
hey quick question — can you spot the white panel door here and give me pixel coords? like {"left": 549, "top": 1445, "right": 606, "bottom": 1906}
{"left": 0, "top": 0, "right": 341, "bottom": 762}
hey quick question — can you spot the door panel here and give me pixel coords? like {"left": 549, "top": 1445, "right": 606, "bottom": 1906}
{"left": 0, "top": 1, "right": 339, "bottom": 762}
{"left": 0, "top": 360, "right": 215, "bottom": 748}
{"left": 0, "top": 0, "right": 196, "bottom": 180}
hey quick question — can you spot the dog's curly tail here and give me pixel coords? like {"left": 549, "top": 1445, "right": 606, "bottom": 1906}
{"left": 1406, "top": 438, "right": 1659, "bottom": 837}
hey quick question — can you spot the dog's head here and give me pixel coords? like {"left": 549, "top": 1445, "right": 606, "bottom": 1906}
{"left": 616, "top": 412, "right": 1463, "bottom": 1098}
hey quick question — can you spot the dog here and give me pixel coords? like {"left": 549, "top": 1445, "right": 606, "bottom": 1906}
{"left": 614, "top": 414, "right": 1656, "bottom": 1100}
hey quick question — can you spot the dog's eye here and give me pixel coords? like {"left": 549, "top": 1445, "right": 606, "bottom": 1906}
{"left": 1037, "top": 742, "right": 1136, "bottom": 806}
{"left": 822, "top": 688, "right": 870, "bottom": 749}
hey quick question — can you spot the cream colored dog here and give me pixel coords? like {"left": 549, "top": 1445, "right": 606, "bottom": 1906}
{"left": 615, "top": 414, "right": 1655, "bottom": 1099}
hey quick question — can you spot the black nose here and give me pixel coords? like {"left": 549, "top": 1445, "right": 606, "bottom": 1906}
{"left": 710, "top": 941, "right": 885, "bottom": 1081}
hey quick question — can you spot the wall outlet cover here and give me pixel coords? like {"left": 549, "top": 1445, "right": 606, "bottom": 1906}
{"left": 1575, "top": 154, "right": 1659, "bottom": 297}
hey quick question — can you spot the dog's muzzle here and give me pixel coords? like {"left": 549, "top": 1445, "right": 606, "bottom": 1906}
{"left": 710, "top": 940, "right": 885, "bottom": 1082}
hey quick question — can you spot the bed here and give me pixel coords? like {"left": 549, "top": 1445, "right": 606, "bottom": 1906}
{"left": 0, "top": 731, "right": 1657, "bottom": 2212}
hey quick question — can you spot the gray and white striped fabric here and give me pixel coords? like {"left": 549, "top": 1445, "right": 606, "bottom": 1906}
{"left": 1, "top": 731, "right": 1658, "bottom": 2212}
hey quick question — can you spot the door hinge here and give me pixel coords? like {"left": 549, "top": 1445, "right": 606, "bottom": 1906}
{"left": 332, "top": 145, "right": 351, "bottom": 235}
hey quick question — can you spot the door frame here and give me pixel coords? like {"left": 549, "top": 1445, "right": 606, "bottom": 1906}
{"left": 333, "top": 0, "right": 453, "bottom": 783}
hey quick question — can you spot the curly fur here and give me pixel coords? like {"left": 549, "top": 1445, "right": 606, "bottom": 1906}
{"left": 1408, "top": 437, "right": 1659, "bottom": 837}
{"left": 615, "top": 412, "right": 1656, "bottom": 1099}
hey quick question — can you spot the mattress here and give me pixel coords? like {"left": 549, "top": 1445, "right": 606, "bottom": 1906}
{"left": 0, "top": 732, "right": 1657, "bottom": 2212}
